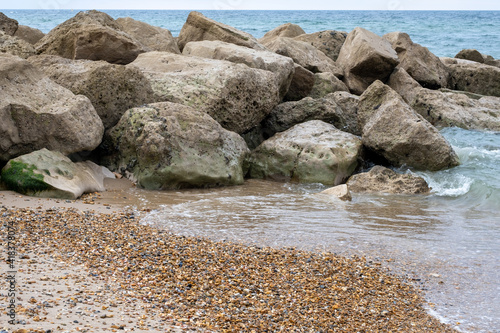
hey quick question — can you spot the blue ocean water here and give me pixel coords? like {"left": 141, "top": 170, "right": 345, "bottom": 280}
{"left": 2, "top": 9, "right": 500, "bottom": 58}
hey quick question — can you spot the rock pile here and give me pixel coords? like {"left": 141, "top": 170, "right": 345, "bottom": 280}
{"left": 2, "top": 9, "right": 499, "bottom": 198}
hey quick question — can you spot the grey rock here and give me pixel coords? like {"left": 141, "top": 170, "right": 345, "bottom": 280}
{"left": 106, "top": 102, "right": 249, "bottom": 189}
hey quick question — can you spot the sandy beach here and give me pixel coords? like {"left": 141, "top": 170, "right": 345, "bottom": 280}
{"left": 0, "top": 181, "right": 457, "bottom": 332}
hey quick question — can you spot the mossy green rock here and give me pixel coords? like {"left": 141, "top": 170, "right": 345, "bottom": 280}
{"left": 1, "top": 149, "right": 110, "bottom": 199}
{"left": 107, "top": 102, "right": 249, "bottom": 190}
{"left": 246, "top": 120, "right": 362, "bottom": 185}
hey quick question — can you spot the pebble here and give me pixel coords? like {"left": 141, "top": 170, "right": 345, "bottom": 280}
{"left": 0, "top": 207, "right": 457, "bottom": 332}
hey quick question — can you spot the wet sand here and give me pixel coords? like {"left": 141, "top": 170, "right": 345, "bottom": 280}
{"left": 0, "top": 182, "right": 457, "bottom": 332}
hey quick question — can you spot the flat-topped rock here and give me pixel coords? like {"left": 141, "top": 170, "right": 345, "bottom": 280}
{"left": 128, "top": 52, "right": 280, "bottom": 134}
{"left": 441, "top": 57, "right": 500, "bottom": 97}
{"left": 262, "top": 37, "right": 343, "bottom": 76}
{"left": 183, "top": 40, "right": 295, "bottom": 99}
{"left": 389, "top": 67, "right": 500, "bottom": 131}
{"left": 347, "top": 166, "right": 430, "bottom": 194}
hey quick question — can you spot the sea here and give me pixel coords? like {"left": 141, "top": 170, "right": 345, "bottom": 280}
{"left": 3, "top": 9, "right": 500, "bottom": 333}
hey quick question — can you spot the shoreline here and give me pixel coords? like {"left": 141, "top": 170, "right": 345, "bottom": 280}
{"left": 1, "top": 185, "right": 457, "bottom": 332}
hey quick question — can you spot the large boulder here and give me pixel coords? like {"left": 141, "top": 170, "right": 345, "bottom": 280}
{"left": 293, "top": 30, "right": 347, "bottom": 61}
{"left": 346, "top": 166, "right": 430, "bottom": 194}
{"left": 182, "top": 40, "right": 295, "bottom": 99}
{"left": 383, "top": 32, "right": 449, "bottom": 89}
{"left": 0, "top": 54, "right": 104, "bottom": 163}
{"left": 309, "top": 72, "right": 349, "bottom": 98}
{"left": 329, "top": 91, "right": 361, "bottom": 136}
{"left": 35, "top": 10, "right": 146, "bottom": 64}
{"left": 0, "top": 32, "right": 36, "bottom": 58}
{"left": 246, "top": 120, "right": 363, "bottom": 185}
{"left": 337, "top": 27, "right": 399, "bottom": 95}
{"left": 14, "top": 25, "right": 45, "bottom": 44}
{"left": 0, "top": 12, "right": 18, "bottom": 36}
{"left": 28, "top": 55, "right": 157, "bottom": 130}
{"left": 262, "top": 94, "right": 359, "bottom": 140}
{"left": 116, "top": 17, "right": 180, "bottom": 54}
{"left": 455, "top": 49, "right": 485, "bottom": 63}
{"left": 441, "top": 57, "right": 500, "bottom": 97}
{"left": 128, "top": 52, "right": 280, "bottom": 134}
{"left": 262, "top": 37, "right": 343, "bottom": 76}
{"left": 389, "top": 67, "right": 500, "bottom": 131}
{"left": 358, "top": 80, "right": 459, "bottom": 171}
{"left": 284, "top": 64, "right": 315, "bottom": 101}
{"left": 106, "top": 102, "right": 249, "bottom": 190}
{"left": 1, "top": 149, "right": 112, "bottom": 199}
{"left": 258, "top": 23, "right": 306, "bottom": 45}
{"left": 177, "top": 11, "right": 265, "bottom": 52}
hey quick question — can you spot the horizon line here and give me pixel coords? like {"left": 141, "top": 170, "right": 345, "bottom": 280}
{"left": 2, "top": 8, "right": 500, "bottom": 11}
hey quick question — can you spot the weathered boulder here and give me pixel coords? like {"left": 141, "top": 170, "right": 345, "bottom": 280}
{"left": 128, "top": 52, "right": 280, "bottom": 134}
{"left": 182, "top": 40, "right": 295, "bottom": 99}
{"left": 317, "top": 184, "right": 352, "bottom": 201}
{"left": 0, "top": 32, "right": 36, "bottom": 58}
{"left": 346, "top": 165, "right": 430, "bottom": 194}
{"left": 1, "top": 149, "right": 112, "bottom": 199}
{"left": 293, "top": 30, "right": 347, "bottom": 61}
{"left": 483, "top": 54, "right": 500, "bottom": 68}
{"left": 246, "top": 120, "right": 363, "bottom": 185}
{"left": 177, "top": 11, "right": 265, "bottom": 52}
{"left": 0, "top": 12, "right": 18, "bottom": 35}
{"left": 358, "top": 80, "right": 459, "bottom": 171}
{"left": 455, "top": 49, "right": 484, "bottom": 63}
{"left": 262, "top": 37, "right": 343, "bottom": 76}
{"left": 35, "top": 10, "right": 146, "bottom": 64}
{"left": 284, "top": 64, "right": 315, "bottom": 101}
{"left": 329, "top": 91, "right": 361, "bottom": 136}
{"left": 441, "top": 57, "right": 500, "bottom": 97}
{"left": 106, "top": 102, "right": 249, "bottom": 190}
{"left": 258, "top": 23, "right": 306, "bottom": 45}
{"left": 28, "top": 54, "right": 157, "bottom": 130}
{"left": 116, "top": 17, "right": 180, "bottom": 54}
{"left": 337, "top": 27, "right": 399, "bottom": 95}
{"left": 0, "top": 54, "right": 104, "bottom": 163}
{"left": 262, "top": 94, "right": 359, "bottom": 140}
{"left": 14, "top": 25, "right": 45, "bottom": 44}
{"left": 389, "top": 67, "right": 500, "bottom": 131}
{"left": 383, "top": 31, "right": 449, "bottom": 89}
{"left": 309, "top": 72, "right": 349, "bottom": 98}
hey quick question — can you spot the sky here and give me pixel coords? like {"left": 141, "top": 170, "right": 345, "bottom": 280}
{"left": 2, "top": 0, "right": 500, "bottom": 10}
